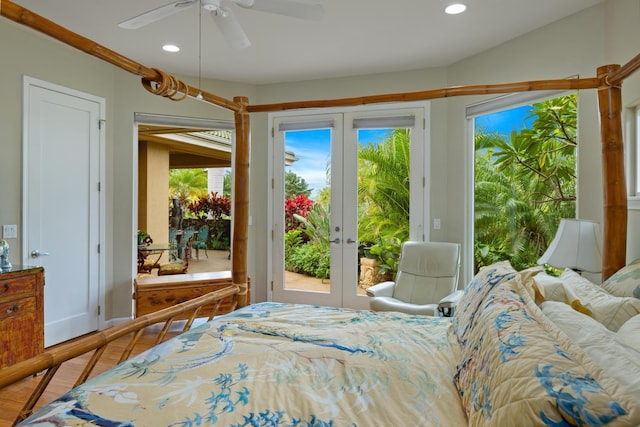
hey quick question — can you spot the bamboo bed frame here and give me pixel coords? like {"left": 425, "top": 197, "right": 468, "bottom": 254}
{"left": 0, "top": 286, "right": 239, "bottom": 425}
{"left": 0, "top": 1, "right": 637, "bottom": 423}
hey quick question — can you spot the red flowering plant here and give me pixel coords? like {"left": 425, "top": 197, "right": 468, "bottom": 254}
{"left": 187, "top": 192, "right": 231, "bottom": 223}
{"left": 285, "top": 194, "right": 314, "bottom": 232}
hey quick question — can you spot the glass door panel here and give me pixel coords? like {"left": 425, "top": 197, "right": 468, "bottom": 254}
{"left": 271, "top": 106, "right": 426, "bottom": 309}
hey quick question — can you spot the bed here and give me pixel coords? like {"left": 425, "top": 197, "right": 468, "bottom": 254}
{"left": 1, "top": 1, "right": 640, "bottom": 426}
{"left": 5, "top": 261, "right": 640, "bottom": 426}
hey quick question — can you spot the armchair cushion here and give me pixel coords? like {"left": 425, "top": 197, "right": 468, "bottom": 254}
{"left": 367, "top": 241, "right": 461, "bottom": 316}
{"left": 366, "top": 281, "right": 395, "bottom": 298}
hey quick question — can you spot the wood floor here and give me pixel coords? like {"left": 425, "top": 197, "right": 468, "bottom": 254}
{"left": 0, "top": 321, "right": 191, "bottom": 427}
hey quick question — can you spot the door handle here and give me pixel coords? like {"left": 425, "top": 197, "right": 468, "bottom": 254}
{"left": 346, "top": 238, "right": 356, "bottom": 244}
{"left": 30, "top": 250, "right": 50, "bottom": 258}
{"left": 330, "top": 238, "right": 341, "bottom": 244}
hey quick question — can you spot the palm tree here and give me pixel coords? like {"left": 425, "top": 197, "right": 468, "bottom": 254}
{"left": 357, "top": 129, "right": 411, "bottom": 244}
{"left": 474, "top": 94, "right": 577, "bottom": 272}
{"left": 169, "top": 168, "right": 209, "bottom": 206}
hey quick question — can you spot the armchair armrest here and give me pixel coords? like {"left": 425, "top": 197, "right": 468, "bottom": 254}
{"left": 437, "top": 290, "right": 464, "bottom": 317}
{"left": 366, "top": 281, "right": 395, "bottom": 298}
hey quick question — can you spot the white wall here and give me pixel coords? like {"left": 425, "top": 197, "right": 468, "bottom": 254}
{"left": 2, "top": 0, "right": 639, "bottom": 319}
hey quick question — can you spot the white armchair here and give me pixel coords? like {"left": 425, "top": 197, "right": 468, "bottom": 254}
{"left": 366, "top": 241, "right": 461, "bottom": 316}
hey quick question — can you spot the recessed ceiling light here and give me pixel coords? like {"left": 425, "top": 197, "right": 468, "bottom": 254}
{"left": 445, "top": 3, "right": 467, "bottom": 15}
{"left": 162, "top": 44, "right": 180, "bottom": 53}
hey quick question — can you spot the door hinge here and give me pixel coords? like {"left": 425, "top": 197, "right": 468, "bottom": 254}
{"left": 270, "top": 280, "right": 274, "bottom": 291}
{"left": 423, "top": 117, "right": 426, "bottom": 130}
{"left": 97, "top": 243, "right": 101, "bottom": 254}
{"left": 271, "top": 178, "right": 274, "bottom": 189}
{"left": 98, "top": 305, "right": 101, "bottom": 316}
{"left": 98, "top": 119, "right": 106, "bottom": 129}
{"left": 423, "top": 176, "right": 426, "bottom": 188}
{"left": 271, "top": 127, "right": 275, "bottom": 138}
{"left": 271, "top": 229, "right": 274, "bottom": 240}
{"left": 98, "top": 182, "right": 101, "bottom": 192}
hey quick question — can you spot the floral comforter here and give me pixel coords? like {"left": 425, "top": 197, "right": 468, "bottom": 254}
{"left": 20, "top": 303, "right": 468, "bottom": 426}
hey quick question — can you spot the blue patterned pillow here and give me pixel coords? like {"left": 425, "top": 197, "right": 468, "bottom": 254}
{"left": 452, "top": 261, "right": 516, "bottom": 346}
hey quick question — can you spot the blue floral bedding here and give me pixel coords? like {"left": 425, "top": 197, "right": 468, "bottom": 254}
{"left": 20, "top": 303, "right": 467, "bottom": 426}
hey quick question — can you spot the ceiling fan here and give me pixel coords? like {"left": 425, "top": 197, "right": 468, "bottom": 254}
{"left": 118, "top": 0, "right": 324, "bottom": 49}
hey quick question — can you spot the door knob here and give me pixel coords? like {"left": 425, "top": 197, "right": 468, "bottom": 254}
{"left": 30, "top": 250, "right": 50, "bottom": 258}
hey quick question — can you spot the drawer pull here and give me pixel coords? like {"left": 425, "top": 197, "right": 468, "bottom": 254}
{"left": 7, "top": 304, "right": 19, "bottom": 314}
{"left": 1, "top": 283, "right": 8, "bottom": 293}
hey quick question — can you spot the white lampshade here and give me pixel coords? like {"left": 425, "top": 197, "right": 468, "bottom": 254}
{"left": 537, "top": 219, "right": 602, "bottom": 273}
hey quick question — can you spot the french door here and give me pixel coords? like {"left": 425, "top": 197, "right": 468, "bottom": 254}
{"left": 270, "top": 104, "right": 427, "bottom": 309}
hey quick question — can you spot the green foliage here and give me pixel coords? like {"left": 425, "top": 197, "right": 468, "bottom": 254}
{"left": 293, "top": 203, "right": 331, "bottom": 247}
{"left": 474, "top": 94, "right": 577, "bottom": 272}
{"left": 285, "top": 170, "right": 312, "bottom": 199}
{"left": 357, "top": 129, "right": 410, "bottom": 245}
{"left": 169, "top": 169, "right": 208, "bottom": 203}
{"left": 285, "top": 203, "right": 331, "bottom": 279}
{"left": 223, "top": 169, "right": 232, "bottom": 197}
{"left": 367, "top": 237, "right": 401, "bottom": 275}
{"left": 284, "top": 229, "right": 330, "bottom": 279}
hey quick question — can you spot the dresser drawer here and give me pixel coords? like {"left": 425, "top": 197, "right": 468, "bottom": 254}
{"left": 0, "top": 296, "right": 35, "bottom": 321}
{"left": 0, "top": 274, "right": 36, "bottom": 301}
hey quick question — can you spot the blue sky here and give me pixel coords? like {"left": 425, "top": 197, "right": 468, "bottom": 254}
{"left": 284, "top": 106, "right": 534, "bottom": 198}
{"left": 475, "top": 105, "right": 535, "bottom": 137}
{"left": 285, "top": 128, "right": 391, "bottom": 197}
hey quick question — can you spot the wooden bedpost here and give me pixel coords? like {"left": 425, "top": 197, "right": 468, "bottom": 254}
{"left": 232, "top": 96, "right": 250, "bottom": 308}
{"left": 597, "top": 64, "right": 627, "bottom": 280}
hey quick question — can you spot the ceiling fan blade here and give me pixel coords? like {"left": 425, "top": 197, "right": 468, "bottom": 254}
{"left": 210, "top": 7, "right": 251, "bottom": 48}
{"left": 233, "top": 0, "right": 324, "bottom": 21}
{"left": 118, "top": 0, "right": 199, "bottom": 29}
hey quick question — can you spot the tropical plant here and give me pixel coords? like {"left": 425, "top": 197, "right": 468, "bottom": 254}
{"left": 285, "top": 203, "right": 332, "bottom": 279}
{"left": 223, "top": 169, "right": 232, "bottom": 197}
{"left": 293, "top": 203, "right": 331, "bottom": 247}
{"left": 169, "top": 168, "right": 208, "bottom": 203}
{"left": 285, "top": 170, "right": 312, "bottom": 199}
{"left": 474, "top": 94, "right": 577, "bottom": 272}
{"left": 187, "top": 192, "right": 231, "bottom": 222}
{"left": 357, "top": 129, "right": 410, "bottom": 245}
{"left": 285, "top": 194, "right": 314, "bottom": 232}
{"left": 367, "top": 237, "right": 402, "bottom": 275}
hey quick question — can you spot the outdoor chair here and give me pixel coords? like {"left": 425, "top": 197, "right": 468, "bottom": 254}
{"left": 193, "top": 225, "right": 209, "bottom": 259}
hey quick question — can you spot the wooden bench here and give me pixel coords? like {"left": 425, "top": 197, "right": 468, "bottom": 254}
{"left": 133, "top": 271, "right": 250, "bottom": 318}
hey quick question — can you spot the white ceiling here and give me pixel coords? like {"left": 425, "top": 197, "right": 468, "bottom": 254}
{"left": 12, "top": 0, "right": 603, "bottom": 85}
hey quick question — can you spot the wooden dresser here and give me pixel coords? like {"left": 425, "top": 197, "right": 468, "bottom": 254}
{"left": 134, "top": 271, "right": 249, "bottom": 318}
{"left": 0, "top": 266, "right": 44, "bottom": 369}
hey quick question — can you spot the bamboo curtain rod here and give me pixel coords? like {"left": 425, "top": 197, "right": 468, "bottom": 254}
{"left": 247, "top": 78, "right": 600, "bottom": 113}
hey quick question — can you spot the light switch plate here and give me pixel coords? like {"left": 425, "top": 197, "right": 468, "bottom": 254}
{"left": 2, "top": 224, "right": 17, "bottom": 239}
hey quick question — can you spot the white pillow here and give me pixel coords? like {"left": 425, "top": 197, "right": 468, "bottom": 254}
{"left": 558, "top": 269, "right": 640, "bottom": 331}
{"left": 617, "top": 315, "right": 640, "bottom": 352}
{"left": 541, "top": 301, "right": 640, "bottom": 400}
{"left": 532, "top": 272, "right": 566, "bottom": 302}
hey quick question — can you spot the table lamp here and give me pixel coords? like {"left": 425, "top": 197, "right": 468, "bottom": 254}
{"left": 537, "top": 219, "right": 602, "bottom": 273}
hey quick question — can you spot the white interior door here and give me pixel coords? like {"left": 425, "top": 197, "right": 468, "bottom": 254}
{"left": 23, "top": 77, "right": 104, "bottom": 347}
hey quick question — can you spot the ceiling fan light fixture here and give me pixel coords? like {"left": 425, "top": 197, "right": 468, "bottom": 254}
{"left": 445, "top": 3, "right": 467, "bottom": 15}
{"left": 162, "top": 44, "right": 181, "bottom": 52}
